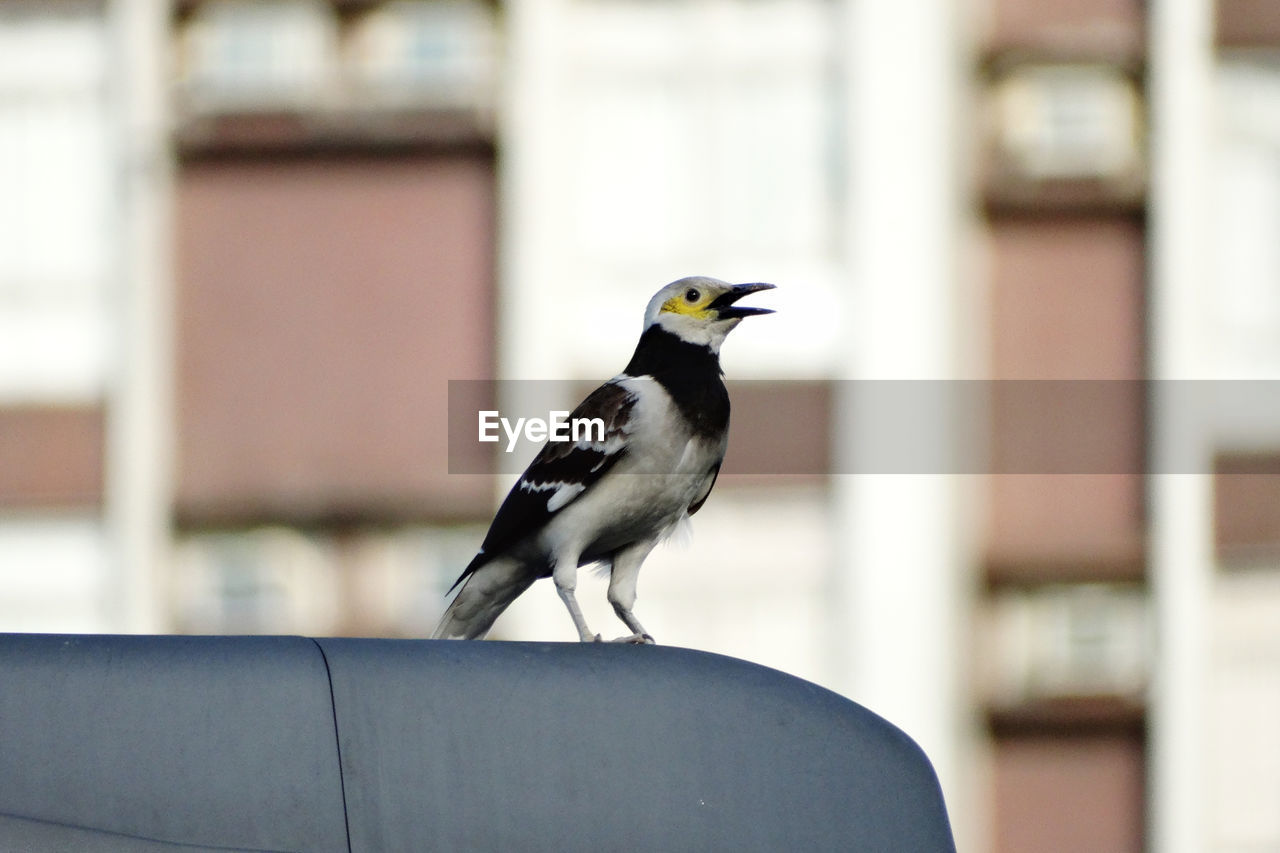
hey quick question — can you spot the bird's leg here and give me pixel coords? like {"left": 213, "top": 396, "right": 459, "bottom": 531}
{"left": 557, "top": 587, "right": 600, "bottom": 643}
{"left": 553, "top": 553, "right": 600, "bottom": 642}
{"left": 606, "top": 540, "right": 657, "bottom": 644}
{"left": 609, "top": 609, "right": 654, "bottom": 644}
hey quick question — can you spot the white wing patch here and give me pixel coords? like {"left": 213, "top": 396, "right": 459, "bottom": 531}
{"left": 519, "top": 478, "right": 587, "bottom": 513}
{"left": 546, "top": 482, "right": 586, "bottom": 511}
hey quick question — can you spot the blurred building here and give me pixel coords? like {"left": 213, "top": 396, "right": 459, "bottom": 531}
{"left": 2, "top": 1, "right": 1280, "bottom": 852}
{"left": 169, "top": 0, "right": 500, "bottom": 637}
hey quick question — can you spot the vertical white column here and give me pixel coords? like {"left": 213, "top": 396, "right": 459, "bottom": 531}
{"left": 834, "top": 0, "right": 967, "bottom": 830}
{"left": 105, "top": 0, "right": 172, "bottom": 633}
{"left": 1148, "top": 0, "right": 1215, "bottom": 850}
{"left": 497, "top": 0, "right": 567, "bottom": 382}
{"left": 489, "top": 2, "right": 573, "bottom": 644}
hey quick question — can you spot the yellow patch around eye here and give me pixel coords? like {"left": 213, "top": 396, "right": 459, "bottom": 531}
{"left": 660, "top": 296, "right": 714, "bottom": 319}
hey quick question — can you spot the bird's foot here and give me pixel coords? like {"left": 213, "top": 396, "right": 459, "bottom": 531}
{"left": 585, "top": 633, "right": 603, "bottom": 643}
{"left": 609, "top": 633, "right": 655, "bottom": 645}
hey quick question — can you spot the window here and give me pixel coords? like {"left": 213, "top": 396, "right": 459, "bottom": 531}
{"left": 172, "top": 526, "right": 483, "bottom": 636}
{"left": 346, "top": 0, "right": 497, "bottom": 110}
{"left": 179, "top": 0, "right": 339, "bottom": 111}
{"left": 990, "top": 64, "right": 1143, "bottom": 182}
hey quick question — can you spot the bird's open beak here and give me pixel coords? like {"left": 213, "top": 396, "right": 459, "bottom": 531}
{"left": 711, "top": 282, "right": 776, "bottom": 320}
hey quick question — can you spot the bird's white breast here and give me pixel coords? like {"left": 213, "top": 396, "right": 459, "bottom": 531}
{"left": 539, "top": 376, "right": 722, "bottom": 558}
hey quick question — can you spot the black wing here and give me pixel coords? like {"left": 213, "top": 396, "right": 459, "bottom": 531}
{"left": 449, "top": 380, "right": 637, "bottom": 590}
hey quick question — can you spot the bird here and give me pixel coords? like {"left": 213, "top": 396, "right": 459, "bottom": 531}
{"left": 432, "top": 276, "right": 775, "bottom": 643}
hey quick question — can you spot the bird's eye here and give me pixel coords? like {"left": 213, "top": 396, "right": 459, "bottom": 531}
{"left": 685, "top": 288, "right": 700, "bottom": 303}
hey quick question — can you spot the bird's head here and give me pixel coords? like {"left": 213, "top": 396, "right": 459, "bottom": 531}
{"left": 642, "top": 276, "right": 775, "bottom": 352}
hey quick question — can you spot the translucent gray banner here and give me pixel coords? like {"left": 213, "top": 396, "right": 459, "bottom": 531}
{"left": 447, "top": 379, "right": 1280, "bottom": 475}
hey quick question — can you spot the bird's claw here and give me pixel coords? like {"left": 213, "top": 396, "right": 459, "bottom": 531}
{"left": 610, "top": 633, "right": 655, "bottom": 645}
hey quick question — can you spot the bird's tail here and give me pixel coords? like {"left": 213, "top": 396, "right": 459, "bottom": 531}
{"left": 431, "top": 556, "right": 534, "bottom": 640}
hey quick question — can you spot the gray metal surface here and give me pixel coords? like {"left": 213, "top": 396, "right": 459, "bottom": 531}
{"left": 322, "top": 639, "right": 953, "bottom": 852}
{"left": 0, "top": 634, "right": 348, "bottom": 852}
{"left": 0, "top": 634, "right": 955, "bottom": 852}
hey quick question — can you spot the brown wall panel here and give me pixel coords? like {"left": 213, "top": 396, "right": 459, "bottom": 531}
{"left": 0, "top": 405, "right": 104, "bottom": 508}
{"left": 720, "top": 380, "right": 830, "bottom": 483}
{"left": 993, "top": 733, "right": 1144, "bottom": 853}
{"left": 990, "top": 217, "right": 1144, "bottom": 382}
{"left": 986, "top": 474, "right": 1144, "bottom": 582}
{"left": 987, "top": 0, "right": 1144, "bottom": 56}
{"left": 1215, "top": 452, "right": 1280, "bottom": 559}
{"left": 175, "top": 154, "right": 495, "bottom": 523}
{"left": 986, "top": 217, "right": 1146, "bottom": 580}
{"left": 1218, "top": 0, "right": 1280, "bottom": 47}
